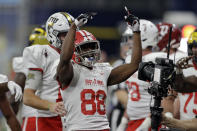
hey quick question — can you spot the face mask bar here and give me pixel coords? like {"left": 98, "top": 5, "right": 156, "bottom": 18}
{"left": 74, "top": 41, "right": 101, "bottom": 67}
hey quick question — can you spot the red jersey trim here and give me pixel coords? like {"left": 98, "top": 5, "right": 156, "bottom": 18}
{"left": 49, "top": 44, "right": 61, "bottom": 54}
{"left": 56, "top": 87, "right": 63, "bottom": 102}
{"left": 61, "top": 85, "right": 69, "bottom": 90}
{"left": 29, "top": 68, "right": 43, "bottom": 74}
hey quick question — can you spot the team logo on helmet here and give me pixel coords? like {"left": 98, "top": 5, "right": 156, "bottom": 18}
{"left": 46, "top": 12, "right": 74, "bottom": 49}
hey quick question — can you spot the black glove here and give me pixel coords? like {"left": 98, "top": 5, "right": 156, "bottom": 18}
{"left": 74, "top": 12, "right": 97, "bottom": 27}
{"left": 124, "top": 6, "right": 140, "bottom": 32}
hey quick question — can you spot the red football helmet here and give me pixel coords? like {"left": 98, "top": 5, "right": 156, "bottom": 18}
{"left": 73, "top": 30, "right": 101, "bottom": 67}
{"left": 156, "top": 23, "right": 181, "bottom": 51}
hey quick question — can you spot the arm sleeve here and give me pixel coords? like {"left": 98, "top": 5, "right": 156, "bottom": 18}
{"left": 25, "top": 70, "right": 42, "bottom": 90}
{"left": 23, "top": 46, "right": 43, "bottom": 90}
{"left": 22, "top": 46, "right": 44, "bottom": 74}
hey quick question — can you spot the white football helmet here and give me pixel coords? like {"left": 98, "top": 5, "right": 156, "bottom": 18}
{"left": 46, "top": 12, "right": 74, "bottom": 49}
{"left": 121, "top": 26, "right": 133, "bottom": 46}
{"left": 140, "top": 19, "right": 158, "bottom": 49}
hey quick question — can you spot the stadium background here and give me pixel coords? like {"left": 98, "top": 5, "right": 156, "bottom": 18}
{"left": 0, "top": 0, "right": 197, "bottom": 130}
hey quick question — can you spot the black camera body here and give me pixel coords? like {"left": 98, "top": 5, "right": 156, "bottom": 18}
{"left": 138, "top": 57, "right": 175, "bottom": 89}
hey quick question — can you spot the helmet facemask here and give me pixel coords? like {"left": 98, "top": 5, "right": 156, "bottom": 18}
{"left": 74, "top": 41, "right": 101, "bottom": 68}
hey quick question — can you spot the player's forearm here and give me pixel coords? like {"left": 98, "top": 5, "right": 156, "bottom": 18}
{"left": 6, "top": 116, "right": 21, "bottom": 131}
{"left": 131, "top": 32, "right": 142, "bottom": 67}
{"left": 107, "top": 33, "right": 142, "bottom": 86}
{"left": 23, "top": 91, "right": 53, "bottom": 111}
{"left": 14, "top": 72, "right": 26, "bottom": 91}
{"left": 0, "top": 94, "right": 21, "bottom": 131}
{"left": 60, "top": 23, "right": 77, "bottom": 64}
{"left": 175, "top": 75, "right": 197, "bottom": 93}
{"left": 0, "top": 82, "right": 9, "bottom": 94}
{"left": 165, "top": 118, "right": 197, "bottom": 131}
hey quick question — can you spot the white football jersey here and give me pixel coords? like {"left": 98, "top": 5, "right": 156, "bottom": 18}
{"left": 23, "top": 45, "right": 62, "bottom": 117}
{"left": 12, "top": 56, "right": 37, "bottom": 117}
{"left": 126, "top": 52, "right": 167, "bottom": 120}
{"left": 60, "top": 61, "right": 112, "bottom": 131}
{"left": 169, "top": 50, "right": 187, "bottom": 64}
{"left": 178, "top": 66, "right": 197, "bottom": 120}
{"left": 12, "top": 57, "right": 28, "bottom": 76}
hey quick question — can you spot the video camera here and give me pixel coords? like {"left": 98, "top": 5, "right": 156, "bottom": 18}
{"left": 138, "top": 57, "right": 175, "bottom": 96}
{"left": 138, "top": 57, "right": 176, "bottom": 131}
{"left": 137, "top": 26, "right": 177, "bottom": 131}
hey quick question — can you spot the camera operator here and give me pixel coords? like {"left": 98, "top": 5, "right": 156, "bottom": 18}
{"left": 162, "top": 29, "right": 197, "bottom": 131}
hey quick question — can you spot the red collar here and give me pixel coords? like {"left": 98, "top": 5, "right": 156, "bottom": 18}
{"left": 49, "top": 44, "right": 61, "bottom": 54}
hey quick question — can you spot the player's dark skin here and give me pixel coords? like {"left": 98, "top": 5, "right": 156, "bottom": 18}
{"left": 0, "top": 72, "right": 25, "bottom": 130}
{"left": 0, "top": 73, "right": 24, "bottom": 130}
{"left": 174, "top": 55, "right": 197, "bottom": 93}
{"left": 0, "top": 82, "right": 10, "bottom": 94}
{"left": 0, "top": 93, "right": 22, "bottom": 131}
{"left": 57, "top": 22, "right": 142, "bottom": 88}
{"left": 11, "top": 72, "right": 26, "bottom": 113}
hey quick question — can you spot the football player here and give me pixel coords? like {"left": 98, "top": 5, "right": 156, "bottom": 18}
{"left": 23, "top": 12, "right": 74, "bottom": 131}
{"left": 117, "top": 19, "right": 161, "bottom": 131}
{"left": 11, "top": 25, "right": 49, "bottom": 130}
{"left": 162, "top": 29, "right": 197, "bottom": 131}
{"left": 56, "top": 8, "right": 142, "bottom": 131}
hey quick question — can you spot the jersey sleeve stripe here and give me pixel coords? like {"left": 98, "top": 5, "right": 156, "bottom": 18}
{"left": 29, "top": 68, "right": 43, "bottom": 74}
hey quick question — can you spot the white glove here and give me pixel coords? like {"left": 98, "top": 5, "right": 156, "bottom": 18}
{"left": 116, "top": 117, "right": 128, "bottom": 131}
{"left": 74, "top": 12, "right": 96, "bottom": 27}
{"left": 136, "top": 117, "right": 151, "bottom": 131}
{"left": 7, "top": 81, "right": 22, "bottom": 102}
{"left": 124, "top": 6, "right": 140, "bottom": 32}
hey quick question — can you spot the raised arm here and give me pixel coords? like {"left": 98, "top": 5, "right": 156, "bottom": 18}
{"left": 57, "top": 23, "right": 77, "bottom": 86}
{"left": 57, "top": 13, "right": 95, "bottom": 86}
{"left": 108, "top": 8, "right": 142, "bottom": 86}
